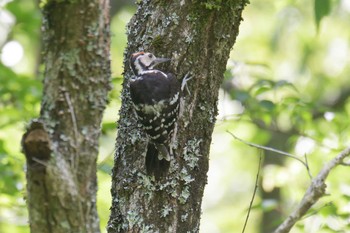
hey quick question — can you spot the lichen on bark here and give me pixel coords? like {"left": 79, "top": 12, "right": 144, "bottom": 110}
{"left": 108, "top": 1, "right": 247, "bottom": 232}
{"left": 22, "top": 1, "right": 111, "bottom": 232}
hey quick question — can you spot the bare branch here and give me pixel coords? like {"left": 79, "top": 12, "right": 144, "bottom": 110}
{"left": 303, "top": 153, "right": 312, "bottom": 178}
{"left": 273, "top": 146, "right": 350, "bottom": 233}
{"left": 242, "top": 151, "right": 262, "bottom": 233}
{"left": 227, "top": 131, "right": 312, "bottom": 178}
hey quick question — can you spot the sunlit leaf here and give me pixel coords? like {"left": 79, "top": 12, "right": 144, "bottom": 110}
{"left": 254, "top": 86, "right": 271, "bottom": 96}
{"left": 101, "top": 122, "right": 117, "bottom": 134}
{"left": 317, "top": 202, "right": 337, "bottom": 217}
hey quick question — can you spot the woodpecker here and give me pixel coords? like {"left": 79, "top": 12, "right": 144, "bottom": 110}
{"left": 129, "top": 52, "right": 181, "bottom": 178}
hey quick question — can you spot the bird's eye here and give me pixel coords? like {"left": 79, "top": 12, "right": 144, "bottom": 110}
{"left": 148, "top": 54, "right": 153, "bottom": 58}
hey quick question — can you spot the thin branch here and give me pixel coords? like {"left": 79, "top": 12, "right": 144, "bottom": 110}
{"left": 273, "top": 146, "right": 350, "bottom": 233}
{"left": 242, "top": 151, "right": 262, "bottom": 233}
{"left": 300, "top": 201, "right": 333, "bottom": 221}
{"left": 303, "top": 153, "right": 312, "bottom": 178}
{"left": 227, "top": 131, "right": 312, "bottom": 178}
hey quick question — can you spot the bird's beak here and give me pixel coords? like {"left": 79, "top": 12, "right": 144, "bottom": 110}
{"left": 152, "top": 57, "right": 171, "bottom": 66}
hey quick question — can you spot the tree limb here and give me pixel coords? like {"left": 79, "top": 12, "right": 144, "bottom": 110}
{"left": 274, "top": 146, "right": 350, "bottom": 233}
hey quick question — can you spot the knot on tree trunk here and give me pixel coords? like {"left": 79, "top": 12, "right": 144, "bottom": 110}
{"left": 22, "top": 119, "right": 52, "bottom": 167}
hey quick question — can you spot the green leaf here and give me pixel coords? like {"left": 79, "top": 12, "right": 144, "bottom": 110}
{"left": 101, "top": 122, "right": 117, "bottom": 134}
{"left": 254, "top": 86, "right": 271, "bottom": 96}
{"left": 98, "top": 163, "right": 113, "bottom": 174}
{"left": 274, "top": 80, "right": 299, "bottom": 92}
{"left": 314, "top": 0, "right": 331, "bottom": 31}
{"left": 259, "top": 100, "right": 275, "bottom": 111}
{"left": 318, "top": 202, "right": 337, "bottom": 217}
{"left": 234, "top": 90, "right": 250, "bottom": 102}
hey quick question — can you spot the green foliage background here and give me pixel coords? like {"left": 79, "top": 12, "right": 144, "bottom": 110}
{"left": 1, "top": 0, "right": 349, "bottom": 232}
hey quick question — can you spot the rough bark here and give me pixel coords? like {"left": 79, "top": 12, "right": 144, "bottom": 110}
{"left": 21, "top": 1, "right": 110, "bottom": 232}
{"left": 108, "top": 1, "right": 247, "bottom": 232}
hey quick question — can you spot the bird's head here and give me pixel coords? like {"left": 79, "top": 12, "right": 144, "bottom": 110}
{"left": 130, "top": 52, "right": 170, "bottom": 75}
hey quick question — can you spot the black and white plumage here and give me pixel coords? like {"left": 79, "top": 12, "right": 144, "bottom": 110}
{"left": 129, "top": 52, "right": 180, "bottom": 178}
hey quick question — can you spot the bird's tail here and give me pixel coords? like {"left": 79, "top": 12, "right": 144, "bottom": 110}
{"left": 146, "top": 143, "right": 170, "bottom": 179}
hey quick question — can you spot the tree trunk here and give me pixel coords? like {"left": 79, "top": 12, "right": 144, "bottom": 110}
{"left": 108, "top": 1, "right": 247, "bottom": 232}
{"left": 260, "top": 132, "right": 291, "bottom": 232}
{"left": 21, "top": 1, "right": 110, "bottom": 232}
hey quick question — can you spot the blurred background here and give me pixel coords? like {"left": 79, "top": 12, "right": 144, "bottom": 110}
{"left": 1, "top": 0, "right": 350, "bottom": 232}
